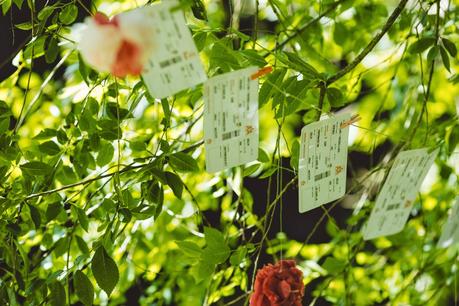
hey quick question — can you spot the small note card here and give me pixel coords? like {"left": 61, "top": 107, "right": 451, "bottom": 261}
{"left": 298, "top": 113, "right": 351, "bottom": 213}
{"left": 438, "top": 197, "right": 459, "bottom": 248}
{"left": 203, "top": 67, "right": 259, "bottom": 172}
{"left": 362, "top": 148, "right": 438, "bottom": 240}
{"left": 142, "top": 0, "right": 207, "bottom": 98}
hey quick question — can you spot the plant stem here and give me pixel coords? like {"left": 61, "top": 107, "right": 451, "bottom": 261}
{"left": 326, "top": 0, "right": 409, "bottom": 85}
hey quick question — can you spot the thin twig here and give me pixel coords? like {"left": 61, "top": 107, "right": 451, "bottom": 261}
{"left": 326, "top": 0, "right": 409, "bottom": 85}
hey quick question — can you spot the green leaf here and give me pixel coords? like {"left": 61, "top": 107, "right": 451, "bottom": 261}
{"left": 149, "top": 167, "right": 167, "bottom": 184}
{"left": 98, "top": 119, "right": 121, "bottom": 140}
{"left": 168, "top": 152, "right": 199, "bottom": 172}
{"left": 326, "top": 87, "right": 344, "bottom": 107}
{"left": 240, "top": 50, "right": 267, "bottom": 67}
{"left": 96, "top": 142, "right": 114, "bottom": 167}
{"left": 190, "top": 0, "right": 207, "bottom": 20}
{"left": 439, "top": 46, "right": 451, "bottom": 72}
{"left": 209, "top": 42, "right": 241, "bottom": 71}
{"left": 73, "top": 206, "right": 89, "bottom": 232}
{"left": 33, "top": 128, "right": 57, "bottom": 140}
{"left": 12, "top": 0, "right": 23, "bottom": 9}
{"left": 258, "top": 148, "right": 270, "bottom": 163}
{"left": 20, "top": 161, "right": 52, "bottom": 176}
{"left": 259, "top": 166, "right": 277, "bottom": 178}
{"left": 334, "top": 22, "right": 348, "bottom": 45}
{"left": 191, "top": 261, "right": 215, "bottom": 283}
{"left": 15, "top": 22, "right": 34, "bottom": 30}
{"left": 105, "top": 102, "right": 131, "bottom": 121}
{"left": 2, "top": 0, "right": 12, "bottom": 15}
{"left": 322, "top": 257, "right": 346, "bottom": 275}
{"left": 49, "top": 281, "right": 66, "bottom": 306}
{"left": 165, "top": 171, "right": 183, "bottom": 199}
{"left": 160, "top": 140, "right": 170, "bottom": 153}
{"left": 45, "top": 36, "right": 59, "bottom": 64}
{"left": 442, "top": 38, "right": 457, "bottom": 57}
{"left": 28, "top": 204, "right": 41, "bottom": 229}
{"left": 46, "top": 203, "right": 63, "bottom": 222}
{"left": 0, "top": 118, "right": 9, "bottom": 134}
{"left": 446, "top": 124, "right": 459, "bottom": 154}
{"left": 193, "top": 32, "right": 207, "bottom": 51}
{"left": 175, "top": 240, "right": 202, "bottom": 258}
{"left": 204, "top": 227, "right": 225, "bottom": 248}
{"left": 87, "top": 97, "right": 99, "bottom": 115}
{"left": 229, "top": 247, "right": 247, "bottom": 266}
{"left": 427, "top": 45, "right": 439, "bottom": 62}
{"left": 408, "top": 37, "right": 436, "bottom": 54}
{"left": 0, "top": 100, "right": 11, "bottom": 118}
{"left": 290, "top": 140, "right": 300, "bottom": 170}
{"left": 6, "top": 223, "right": 21, "bottom": 236}
{"left": 57, "top": 129, "right": 68, "bottom": 144}
{"left": 202, "top": 227, "right": 230, "bottom": 264}
{"left": 74, "top": 270, "right": 94, "bottom": 306}
{"left": 59, "top": 4, "right": 78, "bottom": 25}
{"left": 259, "top": 68, "right": 287, "bottom": 107}
{"left": 38, "top": 6, "right": 55, "bottom": 21}
{"left": 141, "top": 181, "right": 164, "bottom": 217}
{"left": 79, "top": 53, "right": 90, "bottom": 84}
{"left": 281, "top": 52, "right": 320, "bottom": 80}
{"left": 243, "top": 163, "right": 261, "bottom": 177}
{"left": 160, "top": 98, "right": 171, "bottom": 127}
{"left": 91, "top": 246, "right": 119, "bottom": 296}
{"left": 75, "top": 235, "right": 90, "bottom": 254}
{"left": 153, "top": 191, "right": 164, "bottom": 219}
{"left": 39, "top": 141, "right": 60, "bottom": 155}
{"left": 88, "top": 133, "right": 101, "bottom": 151}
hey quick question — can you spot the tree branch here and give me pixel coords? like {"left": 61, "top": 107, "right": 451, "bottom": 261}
{"left": 316, "top": 83, "right": 327, "bottom": 120}
{"left": 326, "top": 0, "right": 409, "bottom": 85}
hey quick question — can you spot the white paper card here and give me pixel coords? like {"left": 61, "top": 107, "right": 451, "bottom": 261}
{"left": 438, "top": 197, "right": 459, "bottom": 248}
{"left": 298, "top": 113, "right": 351, "bottom": 213}
{"left": 362, "top": 148, "right": 438, "bottom": 240}
{"left": 203, "top": 67, "right": 259, "bottom": 172}
{"left": 142, "top": 1, "right": 207, "bottom": 98}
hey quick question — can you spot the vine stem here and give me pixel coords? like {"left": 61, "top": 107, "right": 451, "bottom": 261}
{"left": 316, "top": 83, "right": 326, "bottom": 121}
{"left": 326, "top": 0, "right": 409, "bottom": 85}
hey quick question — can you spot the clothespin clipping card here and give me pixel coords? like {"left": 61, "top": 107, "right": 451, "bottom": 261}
{"left": 203, "top": 67, "right": 259, "bottom": 172}
{"left": 250, "top": 66, "right": 273, "bottom": 80}
{"left": 340, "top": 114, "right": 361, "bottom": 129}
{"left": 362, "top": 148, "right": 439, "bottom": 240}
{"left": 141, "top": 0, "right": 207, "bottom": 98}
{"left": 438, "top": 197, "right": 459, "bottom": 248}
{"left": 298, "top": 113, "right": 351, "bottom": 213}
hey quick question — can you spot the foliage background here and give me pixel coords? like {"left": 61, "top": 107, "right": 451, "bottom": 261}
{"left": 0, "top": 0, "right": 458, "bottom": 305}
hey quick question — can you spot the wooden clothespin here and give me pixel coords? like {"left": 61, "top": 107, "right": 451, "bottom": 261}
{"left": 340, "top": 114, "right": 361, "bottom": 128}
{"left": 250, "top": 66, "right": 273, "bottom": 80}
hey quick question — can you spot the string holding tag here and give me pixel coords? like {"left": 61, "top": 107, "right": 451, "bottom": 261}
{"left": 250, "top": 66, "right": 273, "bottom": 80}
{"left": 340, "top": 114, "right": 361, "bottom": 128}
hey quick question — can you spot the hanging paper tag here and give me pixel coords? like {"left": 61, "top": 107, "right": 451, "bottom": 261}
{"left": 298, "top": 113, "right": 351, "bottom": 213}
{"left": 142, "top": 0, "right": 207, "bottom": 98}
{"left": 203, "top": 67, "right": 259, "bottom": 172}
{"left": 438, "top": 197, "right": 459, "bottom": 248}
{"left": 362, "top": 148, "right": 438, "bottom": 240}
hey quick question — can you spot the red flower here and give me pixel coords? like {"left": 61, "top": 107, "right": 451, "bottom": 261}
{"left": 250, "top": 260, "right": 304, "bottom": 306}
{"left": 111, "top": 40, "right": 143, "bottom": 77}
{"left": 93, "top": 12, "right": 118, "bottom": 26}
{"left": 78, "top": 10, "right": 155, "bottom": 78}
